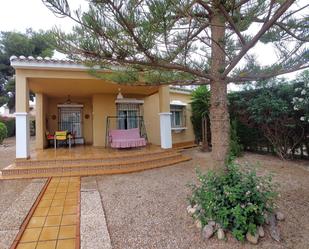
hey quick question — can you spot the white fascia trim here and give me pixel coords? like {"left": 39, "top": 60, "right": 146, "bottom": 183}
{"left": 57, "top": 104, "right": 84, "bottom": 108}
{"left": 169, "top": 88, "right": 192, "bottom": 95}
{"left": 11, "top": 61, "right": 128, "bottom": 72}
{"left": 11, "top": 61, "right": 90, "bottom": 71}
{"left": 115, "top": 99, "right": 144, "bottom": 104}
{"left": 170, "top": 100, "right": 187, "bottom": 106}
{"left": 15, "top": 112, "right": 28, "bottom": 116}
{"left": 171, "top": 127, "right": 187, "bottom": 130}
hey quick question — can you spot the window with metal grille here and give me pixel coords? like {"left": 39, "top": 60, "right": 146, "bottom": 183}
{"left": 170, "top": 105, "right": 186, "bottom": 128}
{"left": 116, "top": 103, "right": 142, "bottom": 129}
{"left": 58, "top": 107, "right": 83, "bottom": 137}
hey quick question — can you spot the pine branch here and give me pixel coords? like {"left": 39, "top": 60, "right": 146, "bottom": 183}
{"left": 253, "top": 18, "right": 309, "bottom": 42}
{"left": 230, "top": 64, "right": 309, "bottom": 83}
{"left": 218, "top": 3, "right": 246, "bottom": 45}
{"left": 223, "top": 0, "right": 296, "bottom": 77}
{"left": 234, "top": 0, "right": 251, "bottom": 9}
{"left": 196, "top": 0, "right": 213, "bottom": 15}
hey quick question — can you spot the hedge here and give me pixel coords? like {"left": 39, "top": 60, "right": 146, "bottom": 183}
{"left": 0, "top": 117, "right": 15, "bottom": 137}
{"left": 0, "top": 122, "right": 8, "bottom": 144}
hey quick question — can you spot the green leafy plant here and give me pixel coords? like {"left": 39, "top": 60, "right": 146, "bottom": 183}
{"left": 0, "top": 117, "right": 15, "bottom": 137}
{"left": 0, "top": 122, "right": 8, "bottom": 144}
{"left": 292, "top": 70, "right": 309, "bottom": 123}
{"left": 189, "top": 161, "right": 278, "bottom": 241}
{"left": 229, "top": 77, "right": 309, "bottom": 159}
{"left": 190, "top": 86, "right": 210, "bottom": 143}
{"left": 229, "top": 119, "right": 243, "bottom": 160}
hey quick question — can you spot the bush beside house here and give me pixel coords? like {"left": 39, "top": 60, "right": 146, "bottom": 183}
{"left": 229, "top": 79, "right": 309, "bottom": 159}
{"left": 0, "top": 122, "right": 8, "bottom": 144}
{"left": 0, "top": 116, "right": 15, "bottom": 137}
{"left": 191, "top": 74, "right": 309, "bottom": 159}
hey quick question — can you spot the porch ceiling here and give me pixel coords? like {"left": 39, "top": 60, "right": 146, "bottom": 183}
{"left": 28, "top": 78, "right": 159, "bottom": 97}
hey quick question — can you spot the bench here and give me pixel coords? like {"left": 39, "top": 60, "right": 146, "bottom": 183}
{"left": 109, "top": 128, "right": 146, "bottom": 148}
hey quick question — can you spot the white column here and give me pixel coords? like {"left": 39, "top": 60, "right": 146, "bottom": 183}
{"left": 15, "top": 112, "right": 30, "bottom": 159}
{"left": 159, "top": 112, "right": 172, "bottom": 149}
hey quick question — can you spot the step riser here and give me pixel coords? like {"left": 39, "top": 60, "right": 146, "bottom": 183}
{"left": 1, "top": 156, "right": 191, "bottom": 179}
{"left": 15, "top": 152, "right": 177, "bottom": 168}
{"left": 2, "top": 155, "right": 183, "bottom": 176}
{"left": 15, "top": 150, "right": 175, "bottom": 167}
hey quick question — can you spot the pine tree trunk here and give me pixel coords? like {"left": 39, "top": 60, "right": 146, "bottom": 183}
{"left": 209, "top": 10, "right": 230, "bottom": 170}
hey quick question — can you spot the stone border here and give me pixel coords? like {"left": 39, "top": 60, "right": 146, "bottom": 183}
{"left": 81, "top": 177, "right": 112, "bottom": 249}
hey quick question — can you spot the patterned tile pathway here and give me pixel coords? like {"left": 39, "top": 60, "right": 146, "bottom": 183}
{"left": 11, "top": 177, "right": 80, "bottom": 249}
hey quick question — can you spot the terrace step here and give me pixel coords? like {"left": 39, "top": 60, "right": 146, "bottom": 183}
{"left": 14, "top": 149, "right": 176, "bottom": 167}
{"left": 1, "top": 151, "right": 191, "bottom": 179}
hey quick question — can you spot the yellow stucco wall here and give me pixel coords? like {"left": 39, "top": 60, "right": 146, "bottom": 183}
{"left": 35, "top": 93, "right": 48, "bottom": 149}
{"left": 92, "top": 94, "right": 117, "bottom": 146}
{"left": 144, "top": 90, "right": 195, "bottom": 146}
{"left": 170, "top": 92, "right": 195, "bottom": 144}
{"left": 15, "top": 72, "right": 29, "bottom": 112}
{"left": 46, "top": 97, "right": 93, "bottom": 145}
{"left": 143, "top": 93, "right": 161, "bottom": 145}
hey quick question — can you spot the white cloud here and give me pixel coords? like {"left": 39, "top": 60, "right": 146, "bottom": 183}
{"left": 0, "top": 0, "right": 86, "bottom": 32}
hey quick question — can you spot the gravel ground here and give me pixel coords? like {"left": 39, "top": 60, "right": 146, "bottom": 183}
{"left": 0, "top": 137, "right": 37, "bottom": 214}
{"left": 0, "top": 137, "right": 46, "bottom": 249}
{"left": 0, "top": 137, "right": 17, "bottom": 170}
{"left": 95, "top": 148, "right": 309, "bottom": 249}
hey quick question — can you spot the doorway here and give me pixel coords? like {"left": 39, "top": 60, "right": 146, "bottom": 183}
{"left": 58, "top": 106, "right": 83, "bottom": 138}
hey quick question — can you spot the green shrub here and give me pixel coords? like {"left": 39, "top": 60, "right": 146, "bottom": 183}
{"left": 0, "top": 122, "right": 8, "bottom": 144}
{"left": 229, "top": 119, "right": 243, "bottom": 160}
{"left": 188, "top": 161, "right": 278, "bottom": 241}
{"left": 190, "top": 86, "right": 210, "bottom": 142}
{"left": 0, "top": 117, "right": 15, "bottom": 137}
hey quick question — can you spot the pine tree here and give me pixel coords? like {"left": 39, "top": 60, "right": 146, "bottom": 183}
{"left": 0, "top": 30, "right": 54, "bottom": 111}
{"left": 43, "top": 0, "right": 308, "bottom": 169}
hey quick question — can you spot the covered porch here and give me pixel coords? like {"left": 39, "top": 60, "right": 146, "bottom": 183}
{"left": 11, "top": 56, "right": 173, "bottom": 160}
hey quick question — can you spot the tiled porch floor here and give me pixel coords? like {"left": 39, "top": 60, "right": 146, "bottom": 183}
{"left": 13, "top": 177, "right": 80, "bottom": 249}
{"left": 26, "top": 144, "right": 163, "bottom": 161}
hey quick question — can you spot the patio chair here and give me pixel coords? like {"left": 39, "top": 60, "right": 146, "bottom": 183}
{"left": 54, "top": 131, "right": 69, "bottom": 148}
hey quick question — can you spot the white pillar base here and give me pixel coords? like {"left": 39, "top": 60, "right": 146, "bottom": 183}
{"left": 15, "top": 112, "right": 30, "bottom": 159}
{"left": 159, "top": 112, "right": 172, "bottom": 149}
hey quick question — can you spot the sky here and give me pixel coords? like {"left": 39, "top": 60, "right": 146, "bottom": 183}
{"left": 0, "top": 0, "right": 85, "bottom": 33}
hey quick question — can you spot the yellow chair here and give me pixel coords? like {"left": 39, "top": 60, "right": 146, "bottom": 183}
{"left": 54, "top": 131, "right": 69, "bottom": 148}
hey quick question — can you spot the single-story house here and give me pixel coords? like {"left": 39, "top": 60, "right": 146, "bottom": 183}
{"left": 10, "top": 56, "right": 195, "bottom": 159}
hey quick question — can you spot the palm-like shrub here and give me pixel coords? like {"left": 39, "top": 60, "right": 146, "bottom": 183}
{"left": 190, "top": 86, "right": 210, "bottom": 143}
